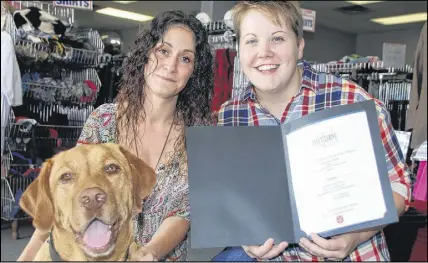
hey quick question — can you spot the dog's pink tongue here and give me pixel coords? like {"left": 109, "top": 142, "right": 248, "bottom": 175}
{"left": 82, "top": 220, "right": 112, "bottom": 249}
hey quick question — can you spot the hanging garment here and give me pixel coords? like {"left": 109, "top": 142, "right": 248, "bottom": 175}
{"left": 1, "top": 31, "right": 21, "bottom": 155}
{"left": 1, "top": 31, "right": 22, "bottom": 107}
{"left": 212, "top": 48, "right": 237, "bottom": 113}
{"left": 395, "top": 130, "right": 412, "bottom": 158}
{"left": 413, "top": 161, "right": 427, "bottom": 202}
{"left": 407, "top": 22, "right": 427, "bottom": 148}
{"left": 1, "top": 92, "right": 10, "bottom": 155}
{"left": 408, "top": 198, "right": 427, "bottom": 262}
{"left": 1, "top": 1, "right": 7, "bottom": 31}
{"left": 95, "top": 63, "right": 121, "bottom": 108}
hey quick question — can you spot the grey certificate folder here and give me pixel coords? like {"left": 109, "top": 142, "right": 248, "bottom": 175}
{"left": 185, "top": 100, "right": 398, "bottom": 249}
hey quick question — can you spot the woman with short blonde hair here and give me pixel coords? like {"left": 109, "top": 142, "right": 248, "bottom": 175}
{"left": 213, "top": 0, "right": 410, "bottom": 262}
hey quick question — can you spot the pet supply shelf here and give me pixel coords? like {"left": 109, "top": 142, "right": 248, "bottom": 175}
{"left": 8, "top": 123, "right": 83, "bottom": 154}
{"left": 1, "top": 164, "right": 39, "bottom": 222}
{"left": 1, "top": 146, "right": 13, "bottom": 178}
{"left": 7, "top": 122, "right": 37, "bottom": 150}
{"left": 9, "top": 123, "right": 83, "bottom": 138}
{"left": 8, "top": 0, "right": 74, "bottom": 24}
{"left": 2, "top": 108, "right": 15, "bottom": 178}
{"left": 22, "top": 82, "right": 99, "bottom": 105}
{"left": 34, "top": 124, "right": 84, "bottom": 144}
{"left": 32, "top": 136, "right": 81, "bottom": 149}
{"left": 72, "top": 28, "right": 105, "bottom": 55}
{"left": 2, "top": 107, "right": 15, "bottom": 145}
{"left": 63, "top": 68, "right": 102, "bottom": 90}
{"left": 15, "top": 39, "right": 102, "bottom": 68}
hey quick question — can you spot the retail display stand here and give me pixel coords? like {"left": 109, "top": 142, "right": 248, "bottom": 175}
{"left": 1, "top": 0, "right": 103, "bottom": 239}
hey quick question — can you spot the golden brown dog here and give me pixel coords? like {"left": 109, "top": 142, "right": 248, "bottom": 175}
{"left": 20, "top": 143, "right": 156, "bottom": 261}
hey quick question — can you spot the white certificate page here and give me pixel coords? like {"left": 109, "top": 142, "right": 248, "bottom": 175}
{"left": 286, "top": 111, "right": 387, "bottom": 235}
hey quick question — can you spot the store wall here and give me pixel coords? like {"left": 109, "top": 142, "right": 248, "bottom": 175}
{"left": 302, "top": 24, "right": 357, "bottom": 63}
{"left": 97, "top": 28, "right": 140, "bottom": 55}
{"left": 212, "top": 1, "right": 237, "bottom": 21}
{"left": 356, "top": 27, "right": 423, "bottom": 66}
{"left": 119, "top": 27, "right": 140, "bottom": 54}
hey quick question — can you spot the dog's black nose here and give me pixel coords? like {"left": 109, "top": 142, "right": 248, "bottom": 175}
{"left": 79, "top": 187, "right": 107, "bottom": 210}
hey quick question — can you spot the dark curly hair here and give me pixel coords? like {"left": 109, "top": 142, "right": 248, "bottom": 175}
{"left": 115, "top": 10, "right": 214, "bottom": 157}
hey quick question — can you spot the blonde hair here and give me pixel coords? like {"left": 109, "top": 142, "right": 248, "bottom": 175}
{"left": 231, "top": 1, "right": 303, "bottom": 43}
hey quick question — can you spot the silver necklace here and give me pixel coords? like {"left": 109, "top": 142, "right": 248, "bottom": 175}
{"left": 153, "top": 117, "right": 175, "bottom": 189}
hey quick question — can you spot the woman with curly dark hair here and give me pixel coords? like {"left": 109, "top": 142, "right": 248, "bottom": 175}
{"left": 17, "top": 10, "right": 213, "bottom": 262}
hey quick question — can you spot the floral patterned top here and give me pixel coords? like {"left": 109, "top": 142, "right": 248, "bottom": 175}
{"left": 77, "top": 103, "right": 190, "bottom": 261}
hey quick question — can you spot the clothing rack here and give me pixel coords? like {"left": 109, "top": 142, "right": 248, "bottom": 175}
{"left": 1, "top": 1, "right": 103, "bottom": 238}
{"left": 313, "top": 61, "right": 413, "bottom": 131}
{"left": 232, "top": 56, "right": 250, "bottom": 98}
{"left": 95, "top": 54, "right": 126, "bottom": 106}
{"left": 312, "top": 61, "right": 413, "bottom": 75}
{"left": 207, "top": 20, "right": 237, "bottom": 113}
{"left": 16, "top": 103, "right": 94, "bottom": 126}
{"left": 206, "top": 20, "right": 236, "bottom": 51}
{"left": 202, "top": 19, "right": 251, "bottom": 99}
{"left": 316, "top": 62, "right": 428, "bottom": 262}
{"left": 204, "top": 19, "right": 234, "bottom": 35}
{"left": 231, "top": 59, "right": 414, "bottom": 131}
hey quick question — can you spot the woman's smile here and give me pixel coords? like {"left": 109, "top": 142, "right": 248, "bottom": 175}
{"left": 156, "top": 74, "right": 177, "bottom": 83}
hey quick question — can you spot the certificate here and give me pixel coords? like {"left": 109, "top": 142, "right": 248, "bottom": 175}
{"left": 286, "top": 111, "right": 386, "bottom": 236}
{"left": 185, "top": 100, "right": 398, "bottom": 249}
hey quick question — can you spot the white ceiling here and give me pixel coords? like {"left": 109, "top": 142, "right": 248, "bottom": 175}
{"left": 300, "top": 1, "right": 427, "bottom": 34}
{"left": 73, "top": 1, "right": 200, "bottom": 30}
{"left": 71, "top": 1, "right": 427, "bottom": 34}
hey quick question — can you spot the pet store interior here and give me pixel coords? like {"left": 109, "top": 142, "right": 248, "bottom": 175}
{"left": 1, "top": 0, "right": 427, "bottom": 261}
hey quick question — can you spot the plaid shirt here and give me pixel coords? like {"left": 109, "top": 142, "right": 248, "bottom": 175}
{"left": 217, "top": 60, "right": 411, "bottom": 261}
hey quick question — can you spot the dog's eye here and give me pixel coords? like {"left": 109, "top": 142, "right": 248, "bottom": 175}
{"left": 105, "top": 164, "right": 120, "bottom": 174}
{"left": 60, "top": 173, "right": 72, "bottom": 183}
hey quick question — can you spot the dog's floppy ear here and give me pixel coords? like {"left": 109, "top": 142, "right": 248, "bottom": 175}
{"left": 119, "top": 146, "right": 156, "bottom": 213}
{"left": 20, "top": 159, "right": 55, "bottom": 232}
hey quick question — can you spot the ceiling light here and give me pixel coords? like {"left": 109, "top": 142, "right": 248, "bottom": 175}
{"left": 371, "top": 12, "right": 427, "bottom": 25}
{"left": 96, "top": 7, "right": 153, "bottom": 22}
{"left": 346, "top": 1, "right": 384, "bottom": 5}
{"left": 113, "top": 1, "right": 137, "bottom": 3}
